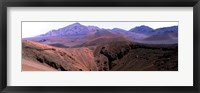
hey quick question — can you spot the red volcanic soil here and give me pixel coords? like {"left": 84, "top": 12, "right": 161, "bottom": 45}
{"left": 22, "top": 40, "right": 98, "bottom": 71}
{"left": 81, "top": 35, "right": 130, "bottom": 47}
{"left": 22, "top": 59, "right": 57, "bottom": 71}
{"left": 22, "top": 40, "right": 178, "bottom": 71}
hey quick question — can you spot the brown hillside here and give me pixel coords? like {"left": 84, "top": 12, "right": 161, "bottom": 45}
{"left": 22, "top": 40, "right": 98, "bottom": 71}
{"left": 93, "top": 41, "right": 178, "bottom": 71}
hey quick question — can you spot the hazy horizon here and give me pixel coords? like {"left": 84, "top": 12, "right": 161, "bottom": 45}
{"left": 22, "top": 22, "right": 178, "bottom": 38}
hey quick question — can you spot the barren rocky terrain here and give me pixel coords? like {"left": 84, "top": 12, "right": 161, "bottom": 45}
{"left": 22, "top": 40, "right": 177, "bottom": 71}
{"left": 22, "top": 23, "right": 178, "bottom": 71}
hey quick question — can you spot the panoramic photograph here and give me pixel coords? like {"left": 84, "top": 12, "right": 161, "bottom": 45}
{"left": 22, "top": 22, "right": 178, "bottom": 71}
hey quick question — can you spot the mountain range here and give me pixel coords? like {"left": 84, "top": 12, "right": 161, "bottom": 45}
{"left": 24, "top": 23, "right": 178, "bottom": 47}
{"left": 40, "top": 23, "right": 178, "bottom": 37}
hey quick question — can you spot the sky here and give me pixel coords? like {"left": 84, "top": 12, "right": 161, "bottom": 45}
{"left": 22, "top": 22, "right": 178, "bottom": 38}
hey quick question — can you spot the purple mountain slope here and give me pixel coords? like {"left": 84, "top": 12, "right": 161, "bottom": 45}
{"left": 136, "top": 26, "right": 178, "bottom": 44}
{"left": 40, "top": 23, "right": 99, "bottom": 37}
{"left": 87, "top": 26, "right": 100, "bottom": 32}
{"left": 129, "top": 25, "right": 154, "bottom": 34}
{"left": 129, "top": 25, "right": 178, "bottom": 34}
{"left": 154, "top": 26, "right": 178, "bottom": 34}
{"left": 111, "top": 28, "right": 127, "bottom": 32}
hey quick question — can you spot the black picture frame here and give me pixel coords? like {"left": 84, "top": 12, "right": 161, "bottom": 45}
{"left": 0, "top": 0, "right": 199, "bottom": 93}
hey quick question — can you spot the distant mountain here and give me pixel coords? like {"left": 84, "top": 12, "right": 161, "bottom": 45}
{"left": 111, "top": 28, "right": 127, "bottom": 33}
{"left": 129, "top": 25, "right": 178, "bottom": 35}
{"left": 34, "top": 23, "right": 178, "bottom": 38}
{"left": 129, "top": 25, "right": 154, "bottom": 34}
{"left": 40, "top": 23, "right": 98, "bottom": 37}
{"left": 154, "top": 26, "right": 178, "bottom": 34}
{"left": 24, "top": 23, "right": 178, "bottom": 46}
{"left": 135, "top": 26, "right": 178, "bottom": 44}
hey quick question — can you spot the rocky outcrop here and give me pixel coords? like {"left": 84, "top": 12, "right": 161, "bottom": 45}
{"left": 93, "top": 41, "right": 178, "bottom": 71}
